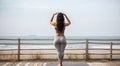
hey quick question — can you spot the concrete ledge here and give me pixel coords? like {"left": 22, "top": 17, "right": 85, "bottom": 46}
{"left": 0, "top": 61, "right": 120, "bottom": 66}
{"left": 45, "top": 62, "right": 88, "bottom": 66}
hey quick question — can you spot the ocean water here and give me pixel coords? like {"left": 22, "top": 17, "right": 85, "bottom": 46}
{"left": 0, "top": 36, "right": 120, "bottom": 49}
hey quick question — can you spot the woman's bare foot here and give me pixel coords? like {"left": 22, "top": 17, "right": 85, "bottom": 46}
{"left": 58, "top": 64, "right": 63, "bottom": 66}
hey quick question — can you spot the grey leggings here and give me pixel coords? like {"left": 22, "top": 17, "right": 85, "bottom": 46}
{"left": 53, "top": 36, "right": 66, "bottom": 64}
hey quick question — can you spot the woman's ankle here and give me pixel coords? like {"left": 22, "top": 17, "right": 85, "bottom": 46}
{"left": 58, "top": 63, "right": 63, "bottom": 66}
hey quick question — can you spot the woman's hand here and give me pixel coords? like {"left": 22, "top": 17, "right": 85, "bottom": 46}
{"left": 50, "top": 13, "right": 57, "bottom": 22}
{"left": 53, "top": 13, "right": 58, "bottom": 16}
{"left": 62, "top": 13, "right": 66, "bottom": 16}
{"left": 63, "top": 13, "right": 71, "bottom": 26}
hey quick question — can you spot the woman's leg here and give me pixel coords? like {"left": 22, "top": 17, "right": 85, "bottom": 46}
{"left": 54, "top": 37, "right": 62, "bottom": 64}
{"left": 60, "top": 37, "right": 66, "bottom": 64}
{"left": 55, "top": 43, "right": 62, "bottom": 64}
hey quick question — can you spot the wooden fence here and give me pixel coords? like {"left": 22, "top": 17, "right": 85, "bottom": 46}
{"left": 0, "top": 38, "right": 120, "bottom": 61}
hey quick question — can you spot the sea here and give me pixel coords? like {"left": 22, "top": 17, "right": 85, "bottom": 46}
{"left": 0, "top": 36, "right": 120, "bottom": 49}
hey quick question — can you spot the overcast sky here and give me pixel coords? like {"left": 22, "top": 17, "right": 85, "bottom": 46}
{"left": 0, "top": 0, "right": 120, "bottom": 36}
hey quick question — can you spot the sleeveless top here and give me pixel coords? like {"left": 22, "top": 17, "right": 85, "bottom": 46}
{"left": 55, "top": 27, "right": 65, "bottom": 33}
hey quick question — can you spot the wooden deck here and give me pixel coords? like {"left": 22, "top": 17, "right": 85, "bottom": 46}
{"left": 0, "top": 61, "right": 120, "bottom": 66}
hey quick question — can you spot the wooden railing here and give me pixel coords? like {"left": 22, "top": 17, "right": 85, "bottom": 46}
{"left": 0, "top": 38, "right": 120, "bottom": 61}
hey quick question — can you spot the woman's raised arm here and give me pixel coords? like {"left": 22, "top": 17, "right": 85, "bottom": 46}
{"left": 63, "top": 14, "right": 71, "bottom": 26}
{"left": 50, "top": 13, "right": 57, "bottom": 26}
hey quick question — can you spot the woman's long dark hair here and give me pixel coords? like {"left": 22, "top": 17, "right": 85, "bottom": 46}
{"left": 56, "top": 13, "right": 65, "bottom": 32}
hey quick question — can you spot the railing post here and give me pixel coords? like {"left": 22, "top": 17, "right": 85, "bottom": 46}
{"left": 18, "top": 38, "right": 20, "bottom": 61}
{"left": 86, "top": 39, "right": 89, "bottom": 61}
{"left": 110, "top": 42, "right": 112, "bottom": 61}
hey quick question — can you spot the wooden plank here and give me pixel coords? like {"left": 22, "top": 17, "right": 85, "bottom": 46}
{"left": 18, "top": 38, "right": 21, "bottom": 61}
{"left": 110, "top": 42, "right": 113, "bottom": 61}
{"left": 86, "top": 39, "right": 89, "bottom": 61}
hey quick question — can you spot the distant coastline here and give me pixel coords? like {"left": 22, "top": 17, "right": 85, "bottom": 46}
{"left": 0, "top": 36, "right": 120, "bottom": 39}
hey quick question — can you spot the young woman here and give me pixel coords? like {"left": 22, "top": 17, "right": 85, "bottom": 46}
{"left": 50, "top": 12, "right": 71, "bottom": 66}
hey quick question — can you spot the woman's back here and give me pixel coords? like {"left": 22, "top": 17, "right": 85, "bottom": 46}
{"left": 50, "top": 12, "right": 71, "bottom": 36}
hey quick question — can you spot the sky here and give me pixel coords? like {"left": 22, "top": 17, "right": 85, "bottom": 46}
{"left": 0, "top": 0, "right": 120, "bottom": 36}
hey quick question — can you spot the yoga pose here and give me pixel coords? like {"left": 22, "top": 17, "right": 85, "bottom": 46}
{"left": 50, "top": 12, "right": 71, "bottom": 66}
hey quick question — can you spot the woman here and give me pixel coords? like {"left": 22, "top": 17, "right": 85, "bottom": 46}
{"left": 50, "top": 12, "right": 71, "bottom": 66}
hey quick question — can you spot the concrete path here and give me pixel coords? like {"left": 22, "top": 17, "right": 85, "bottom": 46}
{"left": 45, "top": 62, "right": 88, "bottom": 66}
{"left": 0, "top": 61, "right": 120, "bottom": 66}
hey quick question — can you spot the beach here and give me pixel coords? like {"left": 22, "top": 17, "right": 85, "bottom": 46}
{"left": 0, "top": 49, "right": 120, "bottom": 61}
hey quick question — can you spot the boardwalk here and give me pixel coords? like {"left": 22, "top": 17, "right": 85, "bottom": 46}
{"left": 0, "top": 61, "right": 120, "bottom": 66}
